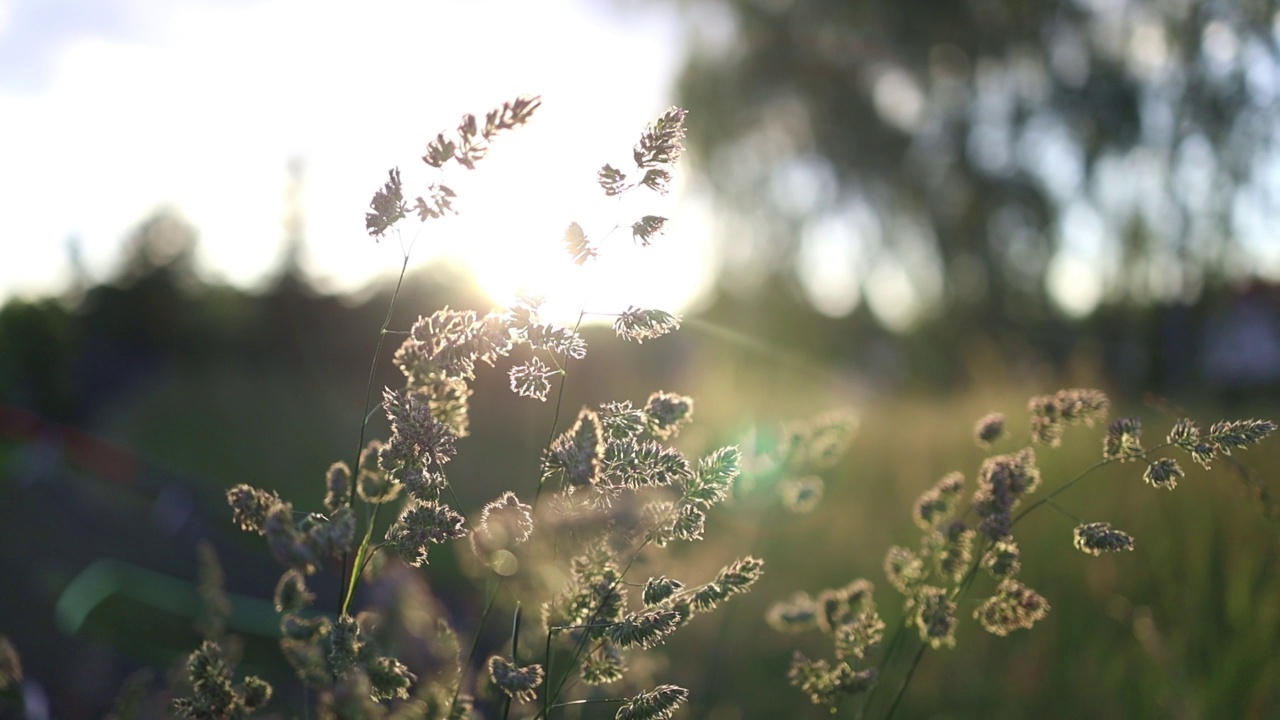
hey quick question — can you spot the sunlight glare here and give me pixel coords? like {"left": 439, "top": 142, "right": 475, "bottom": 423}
{"left": 439, "top": 129, "right": 718, "bottom": 325}
{"left": 0, "top": 0, "right": 692, "bottom": 306}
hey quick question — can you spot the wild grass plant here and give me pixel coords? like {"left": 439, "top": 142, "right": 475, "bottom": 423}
{"left": 168, "top": 97, "right": 768, "bottom": 719}
{"left": 768, "top": 391, "right": 1276, "bottom": 718}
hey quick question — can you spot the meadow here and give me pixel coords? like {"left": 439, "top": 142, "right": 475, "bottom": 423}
{"left": 1, "top": 99, "right": 1277, "bottom": 719}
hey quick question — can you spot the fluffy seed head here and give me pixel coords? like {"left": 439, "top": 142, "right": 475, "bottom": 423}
{"left": 1073, "top": 521, "right": 1135, "bottom": 556}
{"left": 884, "top": 546, "right": 926, "bottom": 594}
{"left": 780, "top": 475, "right": 825, "bottom": 514}
{"left": 1103, "top": 417, "right": 1144, "bottom": 461}
{"left": 226, "top": 485, "right": 283, "bottom": 535}
{"left": 523, "top": 322, "right": 587, "bottom": 359}
{"left": 273, "top": 569, "right": 314, "bottom": 613}
{"left": 633, "top": 107, "right": 688, "bottom": 170}
{"left": 1208, "top": 419, "right": 1277, "bottom": 455}
{"left": 382, "top": 388, "right": 457, "bottom": 468}
{"left": 327, "top": 615, "right": 361, "bottom": 678}
{"left": 683, "top": 446, "right": 741, "bottom": 509}
{"left": 544, "top": 408, "right": 604, "bottom": 491}
{"left": 487, "top": 656, "right": 544, "bottom": 703}
{"left": 614, "top": 307, "right": 681, "bottom": 343}
{"left": 1029, "top": 388, "right": 1109, "bottom": 446}
{"left": 598, "top": 400, "right": 646, "bottom": 441}
{"left": 582, "top": 644, "right": 626, "bottom": 685}
{"left": 973, "top": 448, "right": 1040, "bottom": 540}
{"left": 365, "top": 168, "right": 407, "bottom": 238}
{"left": 715, "top": 556, "right": 765, "bottom": 596}
{"left": 929, "top": 526, "right": 976, "bottom": 584}
{"left": 642, "top": 576, "right": 685, "bottom": 606}
{"left": 914, "top": 585, "right": 958, "bottom": 649}
{"left": 616, "top": 684, "right": 689, "bottom": 720}
{"left": 606, "top": 609, "right": 682, "bottom": 649}
{"left": 981, "top": 538, "right": 1022, "bottom": 579}
{"left": 787, "top": 653, "right": 877, "bottom": 707}
{"left": 974, "top": 412, "right": 1006, "bottom": 447}
{"left": 644, "top": 391, "right": 694, "bottom": 439}
{"left": 974, "top": 579, "right": 1051, "bottom": 636}
{"left": 324, "top": 462, "right": 351, "bottom": 513}
{"left": 834, "top": 609, "right": 885, "bottom": 661}
{"left": 508, "top": 356, "right": 557, "bottom": 401}
{"left": 766, "top": 592, "right": 819, "bottom": 633}
{"left": 1168, "top": 417, "right": 1200, "bottom": 449}
{"left": 564, "top": 221, "right": 596, "bottom": 264}
{"left": 1144, "top": 458, "right": 1184, "bottom": 490}
{"left": 384, "top": 500, "right": 469, "bottom": 567}
{"left": 280, "top": 613, "right": 328, "bottom": 642}
{"left": 367, "top": 656, "right": 416, "bottom": 701}
{"left": 815, "top": 579, "right": 875, "bottom": 633}
{"left": 913, "top": 472, "right": 965, "bottom": 530}
{"left": 471, "top": 491, "right": 534, "bottom": 555}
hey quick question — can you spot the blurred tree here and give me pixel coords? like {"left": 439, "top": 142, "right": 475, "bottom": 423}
{"left": 112, "top": 208, "right": 201, "bottom": 288}
{"left": 0, "top": 298, "right": 78, "bottom": 419}
{"left": 667, "top": 0, "right": 1280, "bottom": 339}
{"left": 74, "top": 209, "right": 205, "bottom": 421}
{"left": 250, "top": 156, "right": 328, "bottom": 368}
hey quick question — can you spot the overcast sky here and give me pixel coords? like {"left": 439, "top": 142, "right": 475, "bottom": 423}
{"left": 0, "top": 0, "right": 718, "bottom": 320}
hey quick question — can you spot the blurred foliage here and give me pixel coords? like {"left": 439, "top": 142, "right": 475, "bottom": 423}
{"left": 664, "top": 0, "right": 1280, "bottom": 342}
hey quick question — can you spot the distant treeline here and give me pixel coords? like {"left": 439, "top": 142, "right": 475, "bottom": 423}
{"left": 3, "top": 210, "right": 1279, "bottom": 433}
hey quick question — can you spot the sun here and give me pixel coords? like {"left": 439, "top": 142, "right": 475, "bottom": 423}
{"left": 459, "top": 216, "right": 713, "bottom": 328}
{"left": 431, "top": 119, "right": 719, "bottom": 328}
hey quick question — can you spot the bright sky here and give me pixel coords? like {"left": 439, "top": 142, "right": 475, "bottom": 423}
{"left": 0, "top": 0, "right": 718, "bottom": 322}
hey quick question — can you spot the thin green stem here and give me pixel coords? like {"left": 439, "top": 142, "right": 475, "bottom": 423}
{"left": 1044, "top": 498, "right": 1082, "bottom": 524}
{"left": 511, "top": 603, "right": 524, "bottom": 659}
{"left": 1011, "top": 443, "right": 1171, "bottom": 530}
{"left": 447, "top": 485, "right": 467, "bottom": 516}
{"left": 342, "top": 484, "right": 474, "bottom": 618}
{"left": 541, "top": 626, "right": 557, "bottom": 719}
{"left": 872, "top": 538, "right": 991, "bottom": 719}
{"left": 501, "top": 604, "right": 523, "bottom": 720}
{"left": 531, "top": 369, "right": 570, "bottom": 514}
{"left": 882, "top": 642, "right": 928, "bottom": 720}
{"left": 448, "top": 578, "right": 504, "bottom": 718}
{"left": 530, "top": 307, "right": 588, "bottom": 516}
{"left": 341, "top": 500, "right": 385, "bottom": 615}
{"left": 855, "top": 617, "right": 908, "bottom": 719}
{"left": 550, "top": 698, "right": 625, "bottom": 709}
{"left": 1009, "top": 457, "right": 1108, "bottom": 530}
{"left": 339, "top": 249, "right": 412, "bottom": 611}
{"left": 355, "top": 541, "right": 384, "bottom": 578}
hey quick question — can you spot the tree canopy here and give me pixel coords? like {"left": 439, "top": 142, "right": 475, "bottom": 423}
{"left": 670, "top": 0, "right": 1280, "bottom": 331}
